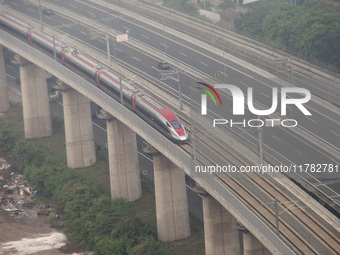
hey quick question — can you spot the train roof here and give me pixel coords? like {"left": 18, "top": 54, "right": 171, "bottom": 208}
{"left": 0, "top": 12, "right": 32, "bottom": 29}
{"left": 33, "top": 30, "right": 65, "bottom": 48}
{"left": 140, "top": 94, "right": 177, "bottom": 120}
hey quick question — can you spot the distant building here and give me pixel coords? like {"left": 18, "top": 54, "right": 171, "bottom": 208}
{"left": 236, "top": 0, "right": 260, "bottom": 4}
{"left": 199, "top": 9, "right": 221, "bottom": 24}
{"left": 219, "top": 8, "right": 238, "bottom": 28}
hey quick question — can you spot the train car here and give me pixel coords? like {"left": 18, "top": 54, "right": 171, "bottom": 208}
{"left": 0, "top": 11, "right": 188, "bottom": 143}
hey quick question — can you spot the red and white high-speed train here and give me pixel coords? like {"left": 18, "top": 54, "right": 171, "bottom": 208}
{"left": 0, "top": 11, "right": 188, "bottom": 143}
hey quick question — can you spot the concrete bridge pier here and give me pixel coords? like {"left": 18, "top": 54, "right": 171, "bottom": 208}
{"left": 144, "top": 143, "right": 191, "bottom": 242}
{"left": 243, "top": 232, "right": 271, "bottom": 255}
{"left": 202, "top": 194, "right": 240, "bottom": 255}
{"left": 98, "top": 110, "right": 141, "bottom": 202}
{"left": 0, "top": 46, "right": 9, "bottom": 113}
{"left": 57, "top": 81, "right": 96, "bottom": 168}
{"left": 12, "top": 55, "right": 51, "bottom": 138}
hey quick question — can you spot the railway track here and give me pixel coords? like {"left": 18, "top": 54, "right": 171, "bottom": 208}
{"left": 180, "top": 118, "right": 340, "bottom": 255}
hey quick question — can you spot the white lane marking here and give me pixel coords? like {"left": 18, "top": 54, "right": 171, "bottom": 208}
{"left": 330, "top": 130, "right": 339, "bottom": 137}
{"left": 115, "top": 48, "right": 122, "bottom": 52}
{"left": 11, "top": 2, "right": 18, "bottom": 6}
{"left": 87, "top": 11, "right": 93, "bottom": 15}
{"left": 80, "top": 31, "right": 87, "bottom": 35}
{"left": 141, "top": 34, "right": 149, "bottom": 39}
{"left": 27, "top": 8, "right": 35, "bottom": 12}
{"left": 240, "top": 81, "right": 249, "bottom": 87}
{"left": 160, "top": 43, "right": 168, "bottom": 48}
{"left": 132, "top": 56, "right": 141, "bottom": 61}
{"left": 69, "top": 4, "right": 77, "bottom": 8}
{"left": 199, "top": 61, "right": 208, "bottom": 66}
{"left": 6, "top": 65, "right": 14, "bottom": 69}
{"left": 179, "top": 52, "right": 187, "bottom": 57}
{"left": 6, "top": 74, "right": 16, "bottom": 80}
{"left": 92, "top": 122, "right": 106, "bottom": 132}
{"left": 218, "top": 71, "right": 228, "bottom": 76}
{"left": 307, "top": 107, "right": 340, "bottom": 126}
{"left": 138, "top": 151, "right": 153, "bottom": 162}
{"left": 44, "top": 16, "right": 53, "bottom": 20}
{"left": 260, "top": 92, "right": 270, "bottom": 99}
{"left": 151, "top": 66, "right": 160, "bottom": 71}
{"left": 97, "top": 38, "right": 105, "bottom": 44}
{"left": 294, "top": 149, "right": 304, "bottom": 156}
{"left": 306, "top": 117, "right": 316, "bottom": 123}
{"left": 123, "top": 26, "right": 131, "bottom": 31}
{"left": 272, "top": 135, "right": 281, "bottom": 142}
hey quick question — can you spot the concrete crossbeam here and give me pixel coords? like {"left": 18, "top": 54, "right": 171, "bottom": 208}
{"left": 106, "top": 117, "right": 141, "bottom": 202}
{"left": 14, "top": 55, "right": 51, "bottom": 138}
{"left": 203, "top": 195, "right": 240, "bottom": 255}
{"left": 152, "top": 152, "right": 191, "bottom": 242}
{"left": 61, "top": 83, "right": 96, "bottom": 168}
{"left": 0, "top": 46, "right": 9, "bottom": 113}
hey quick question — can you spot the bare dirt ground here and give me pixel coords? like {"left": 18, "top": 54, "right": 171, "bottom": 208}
{"left": 0, "top": 209, "right": 66, "bottom": 255}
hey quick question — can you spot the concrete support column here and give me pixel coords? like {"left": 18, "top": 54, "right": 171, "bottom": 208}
{"left": 0, "top": 46, "right": 9, "bottom": 113}
{"left": 145, "top": 144, "right": 190, "bottom": 241}
{"left": 100, "top": 110, "right": 141, "bottom": 202}
{"left": 60, "top": 82, "right": 96, "bottom": 168}
{"left": 243, "top": 232, "right": 271, "bottom": 255}
{"left": 203, "top": 195, "right": 240, "bottom": 255}
{"left": 14, "top": 55, "right": 51, "bottom": 138}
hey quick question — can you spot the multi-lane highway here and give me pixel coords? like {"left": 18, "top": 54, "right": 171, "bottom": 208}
{"left": 2, "top": 0, "right": 339, "bottom": 206}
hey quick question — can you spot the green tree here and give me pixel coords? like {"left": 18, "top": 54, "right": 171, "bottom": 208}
{"left": 95, "top": 236, "right": 133, "bottom": 255}
{"left": 218, "top": 0, "right": 235, "bottom": 10}
{"left": 111, "top": 217, "right": 153, "bottom": 241}
{"left": 262, "top": 3, "right": 299, "bottom": 46}
{"left": 128, "top": 238, "right": 171, "bottom": 255}
{"left": 24, "top": 164, "right": 56, "bottom": 198}
{"left": 0, "top": 128, "right": 17, "bottom": 153}
{"left": 57, "top": 179, "right": 100, "bottom": 219}
{"left": 234, "top": 2, "right": 273, "bottom": 36}
{"left": 164, "top": 0, "right": 197, "bottom": 15}
{"left": 10, "top": 140, "right": 45, "bottom": 171}
{"left": 234, "top": 1, "right": 340, "bottom": 68}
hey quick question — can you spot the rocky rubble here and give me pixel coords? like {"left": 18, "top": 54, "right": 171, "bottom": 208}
{"left": 0, "top": 158, "right": 53, "bottom": 226}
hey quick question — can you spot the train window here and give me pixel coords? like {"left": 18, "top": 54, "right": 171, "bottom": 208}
{"left": 171, "top": 120, "right": 181, "bottom": 129}
{"left": 166, "top": 122, "right": 171, "bottom": 128}
{"left": 70, "top": 49, "right": 79, "bottom": 55}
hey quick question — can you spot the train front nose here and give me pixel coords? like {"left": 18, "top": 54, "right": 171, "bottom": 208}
{"left": 175, "top": 128, "right": 188, "bottom": 142}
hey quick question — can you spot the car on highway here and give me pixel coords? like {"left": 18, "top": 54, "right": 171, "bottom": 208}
{"left": 157, "top": 61, "right": 170, "bottom": 70}
{"left": 43, "top": 8, "right": 54, "bottom": 15}
{"left": 48, "top": 89, "right": 59, "bottom": 102}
